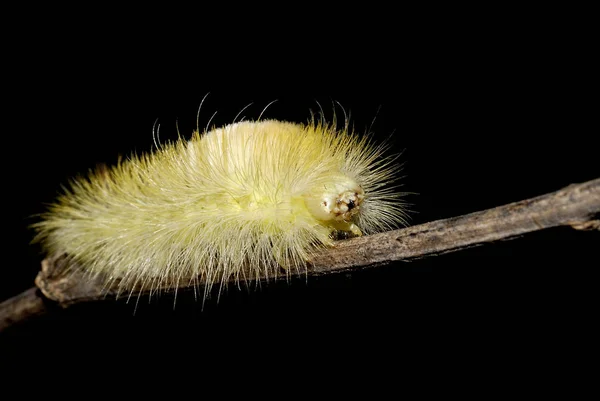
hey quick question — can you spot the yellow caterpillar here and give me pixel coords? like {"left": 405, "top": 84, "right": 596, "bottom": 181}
{"left": 33, "top": 114, "right": 408, "bottom": 301}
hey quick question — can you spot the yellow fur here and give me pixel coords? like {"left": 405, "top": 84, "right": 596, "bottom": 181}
{"left": 33, "top": 119, "right": 408, "bottom": 299}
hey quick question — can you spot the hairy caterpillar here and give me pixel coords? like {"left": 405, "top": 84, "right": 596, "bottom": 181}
{"left": 33, "top": 110, "right": 408, "bottom": 302}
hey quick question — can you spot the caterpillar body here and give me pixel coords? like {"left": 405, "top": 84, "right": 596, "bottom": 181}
{"left": 34, "top": 117, "right": 408, "bottom": 300}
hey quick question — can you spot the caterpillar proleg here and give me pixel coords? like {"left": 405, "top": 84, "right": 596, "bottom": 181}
{"left": 33, "top": 109, "right": 409, "bottom": 302}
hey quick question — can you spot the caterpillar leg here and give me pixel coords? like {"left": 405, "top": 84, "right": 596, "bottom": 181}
{"left": 331, "top": 221, "right": 363, "bottom": 237}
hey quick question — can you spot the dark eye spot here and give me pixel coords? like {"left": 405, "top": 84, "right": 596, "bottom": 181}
{"left": 348, "top": 200, "right": 355, "bottom": 209}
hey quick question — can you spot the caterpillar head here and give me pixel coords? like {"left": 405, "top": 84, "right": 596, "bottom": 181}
{"left": 304, "top": 175, "right": 365, "bottom": 236}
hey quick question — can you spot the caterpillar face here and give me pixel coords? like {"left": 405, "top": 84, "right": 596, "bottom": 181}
{"left": 303, "top": 176, "right": 365, "bottom": 236}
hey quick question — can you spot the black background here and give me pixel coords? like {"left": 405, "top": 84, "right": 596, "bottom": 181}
{"left": 1, "top": 7, "right": 597, "bottom": 371}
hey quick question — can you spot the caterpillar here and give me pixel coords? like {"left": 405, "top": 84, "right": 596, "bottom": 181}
{"left": 33, "top": 107, "right": 409, "bottom": 302}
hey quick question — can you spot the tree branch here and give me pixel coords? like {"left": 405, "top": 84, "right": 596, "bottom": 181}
{"left": 1, "top": 177, "right": 598, "bottom": 332}
{"left": 0, "top": 288, "right": 49, "bottom": 332}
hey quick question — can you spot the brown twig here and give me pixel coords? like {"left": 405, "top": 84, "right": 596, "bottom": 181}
{"left": 1, "top": 178, "right": 598, "bottom": 332}
{"left": 0, "top": 288, "right": 49, "bottom": 332}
